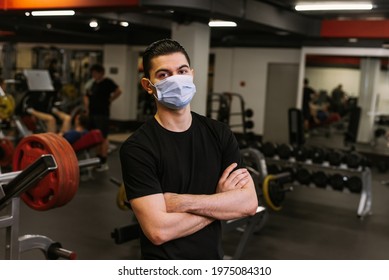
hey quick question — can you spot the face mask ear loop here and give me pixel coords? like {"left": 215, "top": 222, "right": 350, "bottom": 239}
{"left": 147, "top": 79, "right": 159, "bottom": 100}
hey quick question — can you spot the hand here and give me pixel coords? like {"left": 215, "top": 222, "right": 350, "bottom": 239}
{"left": 216, "top": 163, "right": 250, "bottom": 193}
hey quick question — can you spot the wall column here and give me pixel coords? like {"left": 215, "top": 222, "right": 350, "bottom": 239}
{"left": 103, "top": 44, "right": 139, "bottom": 121}
{"left": 171, "top": 22, "right": 210, "bottom": 115}
{"left": 357, "top": 58, "right": 380, "bottom": 143}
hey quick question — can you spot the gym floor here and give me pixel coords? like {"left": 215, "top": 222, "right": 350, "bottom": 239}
{"left": 2, "top": 130, "right": 389, "bottom": 260}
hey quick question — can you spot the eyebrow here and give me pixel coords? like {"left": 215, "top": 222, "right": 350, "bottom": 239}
{"left": 154, "top": 64, "right": 190, "bottom": 75}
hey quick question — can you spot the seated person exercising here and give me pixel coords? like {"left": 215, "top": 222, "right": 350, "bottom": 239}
{"left": 62, "top": 113, "right": 89, "bottom": 144}
{"left": 18, "top": 88, "right": 71, "bottom": 134}
{"left": 119, "top": 39, "right": 258, "bottom": 260}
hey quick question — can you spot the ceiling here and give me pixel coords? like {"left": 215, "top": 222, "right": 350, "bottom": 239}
{"left": 1, "top": 0, "right": 389, "bottom": 48}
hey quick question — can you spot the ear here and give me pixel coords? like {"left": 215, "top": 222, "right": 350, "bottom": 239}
{"left": 141, "top": 78, "right": 154, "bottom": 94}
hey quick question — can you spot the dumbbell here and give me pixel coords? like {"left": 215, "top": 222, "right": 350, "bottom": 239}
{"left": 311, "top": 171, "right": 328, "bottom": 188}
{"left": 293, "top": 145, "right": 311, "bottom": 162}
{"left": 296, "top": 168, "right": 311, "bottom": 185}
{"left": 310, "top": 146, "right": 328, "bottom": 164}
{"left": 345, "top": 176, "right": 363, "bottom": 193}
{"left": 276, "top": 144, "right": 293, "bottom": 160}
{"left": 344, "top": 152, "right": 364, "bottom": 169}
{"left": 327, "top": 149, "right": 345, "bottom": 167}
{"left": 261, "top": 142, "right": 277, "bottom": 158}
{"left": 328, "top": 173, "right": 346, "bottom": 191}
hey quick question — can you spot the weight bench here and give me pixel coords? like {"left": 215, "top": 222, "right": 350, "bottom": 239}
{"left": 72, "top": 129, "right": 104, "bottom": 180}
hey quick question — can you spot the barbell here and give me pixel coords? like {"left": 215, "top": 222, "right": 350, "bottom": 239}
{"left": 0, "top": 132, "right": 99, "bottom": 211}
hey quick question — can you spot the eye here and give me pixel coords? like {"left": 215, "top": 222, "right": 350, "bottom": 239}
{"left": 156, "top": 72, "right": 170, "bottom": 79}
{"left": 178, "top": 68, "right": 190, "bottom": 75}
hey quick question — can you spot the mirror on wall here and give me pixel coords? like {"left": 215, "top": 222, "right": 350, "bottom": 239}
{"left": 299, "top": 48, "right": 389, "bottom": 145}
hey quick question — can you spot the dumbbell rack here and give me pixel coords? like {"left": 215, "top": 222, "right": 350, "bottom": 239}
{"left": 0, "top": 155, "right": 76, "bottom": 259}
{"left": 265, "top": 156, "right": 372, "bottom": 219}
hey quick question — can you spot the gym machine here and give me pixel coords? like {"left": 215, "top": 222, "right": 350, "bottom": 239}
{"left": 207, "top": 92, "right": 255, "bottom": 148}
{"left": 0, "top": 133, "right": 100, "bottom": 259}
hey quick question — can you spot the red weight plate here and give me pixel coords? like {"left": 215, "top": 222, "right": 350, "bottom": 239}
{"left": 44, "top": 133, "right": 79, "bottom": 206}
{"left": 12, "top": 133, "right": 79, "bottom": 211}
{"left": 42, "top": 133, "right": 79, "bottom": 206}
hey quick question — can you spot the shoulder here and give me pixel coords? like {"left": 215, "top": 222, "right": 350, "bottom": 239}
{"left": 120, "top": 119, "right": 156, "bottom": 152}
{"left": 104, "top": 77, "right": 118, "bottom": 87}
{"left": 192, "top": 112, "right": 230, "bottom": 132}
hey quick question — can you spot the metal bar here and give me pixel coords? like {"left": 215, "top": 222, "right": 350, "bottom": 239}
{"left": 0, "top": 155, "right": 57, "bottom": 210}
{"left": 78, "top": 157, "right": 100, "bottom": 169}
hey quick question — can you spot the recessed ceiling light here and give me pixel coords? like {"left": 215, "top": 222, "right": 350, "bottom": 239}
{"left": 119, "top": 21, "right": 129, "bottom": 27}
{"left": 295, "top": 2, "right": 373, "bottom": 11}
{"left": 89, "top": 20, "right": 99, "bottom": 29}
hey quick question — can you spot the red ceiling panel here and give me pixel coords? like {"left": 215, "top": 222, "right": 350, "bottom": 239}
{"left": 1, "top": 0, "right": 139, "bottom": 9}
{"left": 321, "top": 20, "right": 389, "bottom": 38}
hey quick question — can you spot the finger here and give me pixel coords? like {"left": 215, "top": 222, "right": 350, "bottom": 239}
{"left": 230, "top": 171, "right": 250, "bottom": 185}
{"left": 227, "top": 168, "right": 248, "bottom": 181}
{"left": 220, "top": 163, "right": 238, "bottom": 182}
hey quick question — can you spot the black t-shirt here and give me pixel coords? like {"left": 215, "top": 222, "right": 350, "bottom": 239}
{"left": 302, "top": 86, "right": 315, "bottom": 119}
{"left": 119, "top": 112, "right": 242, "bottom": 259}
{"left": 87, "top": 78, "right": 118, "bottom": 116}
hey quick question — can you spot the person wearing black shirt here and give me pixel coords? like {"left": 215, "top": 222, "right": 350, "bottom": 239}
{"left": 119, "top": 39, "right": 258, "bottom": 259}
{"left": 84, "top": 64, "right": 122, "bottom": 171}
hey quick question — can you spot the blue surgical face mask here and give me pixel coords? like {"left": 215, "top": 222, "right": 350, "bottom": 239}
{"left": 149, "top": 75, "right": 196, "bottom": 110}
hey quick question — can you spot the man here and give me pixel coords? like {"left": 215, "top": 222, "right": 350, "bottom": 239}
{"left": 119, "top": 39, "right": 258, "bottom": 259}
{"left": 84, "top": 64, "right": 122, "bottom": 171}
{"left": 302, "top": 78, "right": 316, "bottom": 130}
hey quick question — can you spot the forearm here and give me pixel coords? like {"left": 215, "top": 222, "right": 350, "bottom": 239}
{"left": 131, "top": 194, "right": 214, "bottom": 245}
{"left": 83, "top": 96, "right": 89, "bottom": 111}
{"left": 166, "top": 182, "right": 258, "bottom": 221}
{"left": 110, "top": 88, "right": 122, "bottom": 102}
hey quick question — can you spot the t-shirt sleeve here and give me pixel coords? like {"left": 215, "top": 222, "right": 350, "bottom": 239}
{"left": 107, "top": 78, "right": 119, "bottom": 93}
{"left": 119, "top": 141, "right": 162, "bottom": 200}
{"left": 220, "top": 124, "right": 243, "bottom": 170}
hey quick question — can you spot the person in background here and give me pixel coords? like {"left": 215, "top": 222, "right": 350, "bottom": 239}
{"left": 84, "top": 64, "right": 122, "bottom": 171}
{"left": 302, "top": 78, "right": 316, "bottom": 130}
{"left": 62, "top": 113, "right": 89, "bottom": 144}
{"left": 119, "top": 39, "right": 258, "bottom": 259}
{"left": 331, "top": 84, "right": 348, "bottom": 116}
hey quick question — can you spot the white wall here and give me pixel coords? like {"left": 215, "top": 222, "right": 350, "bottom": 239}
{"left": 305, "top": 67, "right": 360, "bottom": 97}
{"left": 212, "top": 48, "right": 301, "bottom": 135}
{"left": 103, "top": 45, "right": 140, "bottom": 121}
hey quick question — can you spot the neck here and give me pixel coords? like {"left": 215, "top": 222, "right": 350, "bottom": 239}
{"left": 154, "top": 105, "right": 192, "bottom": 132}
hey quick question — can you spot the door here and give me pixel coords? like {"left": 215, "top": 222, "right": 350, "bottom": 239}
{"left": 263, "top": 63, "right": 299, "bottom": 144}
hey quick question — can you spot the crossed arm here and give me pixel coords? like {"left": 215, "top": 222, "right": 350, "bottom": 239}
{"left": 130, "top": 163, "right": 258, "bottom": 245}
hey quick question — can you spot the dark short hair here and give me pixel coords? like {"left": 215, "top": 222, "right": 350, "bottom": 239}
{"left": 90, "top": 64, "right": 105, "bottom": 74}
{"left": 142, "top": 39, "right": 191, "bottom": 79}
{"left": 76, "top": 113, "right": 89, "bottom": 129}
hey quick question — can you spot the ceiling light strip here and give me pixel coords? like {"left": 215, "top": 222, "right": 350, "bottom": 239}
{"left": 295, "top": 2, "right": 373, "bottom": 11}
{"left": 31, "top": 10, "right": 75, "bottom": 16}
{"left": 208, "top": 20, "right": 237, "bottom": 27}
